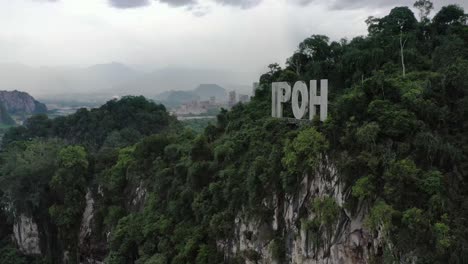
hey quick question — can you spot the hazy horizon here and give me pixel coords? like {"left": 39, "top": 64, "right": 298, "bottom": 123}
{"left": 0, "top": 62, "right": 258, "bottom": 99}
{"left": 1, "top": 0, "right": 467, "bottom": 98}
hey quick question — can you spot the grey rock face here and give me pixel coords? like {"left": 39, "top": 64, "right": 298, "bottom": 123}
{"left": 80, "top": 190, "right": 95, "bottom": 249}
{"left": 220, "top": 162, "right": 383, "bottom": 264}
{"left": 13, "top": 214, "right": 41, "bottom": 255}
{"left": 79, "top": 190, "right": 107, "bottom": 264}
{"left": 0, "top": 90, "right": 47, "bottom": 114}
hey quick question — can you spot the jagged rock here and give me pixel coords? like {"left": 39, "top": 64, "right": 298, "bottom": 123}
{"left": 79, "top": 190, "right": 107, "bottom": 264}
{"left": 80, "top": 190, "right": 95, "bottom": 248}
{"left": 129, "top": 181, "right": 147, "bottom": 211}
{"left": 221, "top": 162, "right": 382, "bottom": 264}
{"left": 0, "top": 90, "right": 47, "bottom": 114}
{"left": 13, "top": 214, "right": 41, "bottom": 255}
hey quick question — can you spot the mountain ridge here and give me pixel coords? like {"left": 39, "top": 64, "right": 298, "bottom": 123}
{"left": 0, "top": 90, "right": 47, "bottom": 114}
{"left": 0, "top": 63, "right": 254, "bottom": 98}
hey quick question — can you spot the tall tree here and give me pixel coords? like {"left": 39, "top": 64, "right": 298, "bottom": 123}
{"left": 414, "top": 0, "right": 434, "bottom": 22}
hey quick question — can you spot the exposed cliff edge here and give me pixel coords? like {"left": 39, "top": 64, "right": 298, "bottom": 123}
{"left": 11, "top": 162, "right": 378, "bottom": 264}
{"left": 0, "top": 90, "right": 47, "bottom": 114}
{"left": 1, "top": 4, "right": 467, "bottom": 262}
{"left": 219, "top": 162, "right": 382, "bottom": 264}
{"left": 13, "top": 214, "right": 41, "bottom": 256}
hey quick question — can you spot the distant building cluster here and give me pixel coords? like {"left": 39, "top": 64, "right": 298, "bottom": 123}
{"left": 172, "top": 90, "right": 252, "bottom": 117}
{"left": 239, "top": 94, "right": 249, "bottom": 103}
{"left": 173, "top": 99, "right": 219, "bottom": 116}
{"left": 228, "top": 90, "right": 250, "bottom": 107}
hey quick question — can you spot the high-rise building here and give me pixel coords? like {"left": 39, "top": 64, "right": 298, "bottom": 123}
{"left": 239, "top": 94, "right": 249, "bottom": 103}
{"left": 228, "top": 91, "right": 237, "bottom": 107}
{"left": 252, "top": 82, "right": 259, "bottom": 96}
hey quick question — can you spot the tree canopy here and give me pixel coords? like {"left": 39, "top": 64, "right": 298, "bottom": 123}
{"left": 0, "top": 2, "right": 468, "bottom": 264}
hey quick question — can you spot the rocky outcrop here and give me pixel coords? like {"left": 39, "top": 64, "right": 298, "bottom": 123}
{"left": 77, "top": 181, "right": 147, "bottom": 263}
{"left": 127, "top": 181, "right": 147, "bottom": 212}
{"left": 10, "top": 182, "right": 147, "bottom": 263}
{"left": 9, "top": 159, "right": 381, "bottom": 264}
{"left": 79, "top": 190, "right": 95, "bottom": 250}
{"left": 79, "top": 190, "right": 107, "bottom": 263}
{"left": 0, "top": 90, "right": 47, "bottom": 114}
{"left": 220, "top": 161, "right": 382, "bottom": 264}
{"left": 13, "top": 214, "right": 41, "bottom": 255}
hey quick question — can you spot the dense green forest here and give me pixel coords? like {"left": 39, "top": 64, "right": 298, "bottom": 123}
{"left": 0, "top": 1, "right": 468, "bottom": 263}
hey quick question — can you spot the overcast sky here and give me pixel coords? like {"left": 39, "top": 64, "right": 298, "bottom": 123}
{"left": 0, "top": 0, "right": 466, "bottom": 76}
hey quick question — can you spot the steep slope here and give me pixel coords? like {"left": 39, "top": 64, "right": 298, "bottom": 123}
{"left": 2, "top": 96, "right": 176, "bottom": 150}
{"left": 0, "top": 3, "right": 467, "bottom": 264}
{"left": 0, "top": 96, "right": 178, "bottom": 263}
{"left": 0, "top": 90, "right": 47, "bottom": 114}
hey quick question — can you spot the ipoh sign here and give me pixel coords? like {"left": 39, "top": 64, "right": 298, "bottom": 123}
{"left": 272, "top": 80, "right": 328, "bottom": 121}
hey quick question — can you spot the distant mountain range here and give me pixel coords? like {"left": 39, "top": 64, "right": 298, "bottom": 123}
{"left": 0, "top": 63, "right": 256, "bottom": 100}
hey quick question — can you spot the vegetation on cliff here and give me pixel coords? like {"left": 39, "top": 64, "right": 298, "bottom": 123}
{"left": 0, "top": 102, "right": 15, "bottom": 126}
{"left": 0, "top": 2, "right": 467, "bottom": 264}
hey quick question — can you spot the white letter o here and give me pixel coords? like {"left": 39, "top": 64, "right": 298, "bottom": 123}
{"left": 292, "top": 81, "right": 308, "bottom": 119}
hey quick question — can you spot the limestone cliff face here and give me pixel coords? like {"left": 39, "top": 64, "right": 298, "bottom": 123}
{"left": 11, "top": 162, "right": 379, "bottom": 264}
{"left": 11, "top": 180, "right": 148, "bottom": 263}
{"left": 0, "top": 90, "right": 47, "bottom": 114}
{"left": 219, "top": 162, "right": 382, "bottom": 264}
{"left": 79, "top": 190, "right": 105, "bottom": 264}
{"left": 13, "top": 214, "right": 41, "bottom": 256}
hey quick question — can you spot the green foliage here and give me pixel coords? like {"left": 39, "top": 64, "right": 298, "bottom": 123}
{"left": 102, "top": 146, "right": 135, "bottom": 195}
{"left": 0, "top": 241, "right": 28, "bottom": 264}
{"left": 2, "top": 96, "right": 176, "bottom": 150}
{"left": 0, "top": 102, "right": 15, "bottom": 126}
{"left": 49, "top": 145, "right": 89, "bottom": 263}
{"left": 433, "top": 5, "right": 467, "bottom": 31}
{"left": 1, "top": 2, "right": 468, "bottom": 263}
{"left": 434, "top": 221, "right": 452, "bottom": 252}
{"left": 356, "top": 122, "right": 380, "bottom": 147}
{"left": 0, "top": 139, "right": 64, "bottom": 213}
{"left": 182, "top": 118, "right": 215, "bottom": 134}
{"left": 282, "top": 127, "right": 328, "bottom": 192}
{"left": 365, "top": 201, "right": 396, "bottom": 234}
{"left": 269, "top": 237, "right": 286, "bottom": 262}
{"left": 352, "top": 176, "right": 374, "bottom": 200}
{"left": 311, "top": 197, "right": 340, "bottom": 228}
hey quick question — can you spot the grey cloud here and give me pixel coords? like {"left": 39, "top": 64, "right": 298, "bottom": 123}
{"left": 329, "top": 0, "right": 408, "bottom": 10}
{"left": 158, "top": 0, "right": 262, "bottom": 9}
{"left": 213, "top": 0, "right": 262, "bottom": 9}
{"left": 108, "top": 0, "right": 197, "bottom": 9}
{"left": 109, "top": 0, "right": 262, "bottom": 10}
{"left": 108, "top": 0, "right": 150, "bottom": 8}
{"left": 293, "top": 0, "right": 468, "bottom": 11}
{"left": 290, "top": 0, "right": 314, "bottom": 6}
{"left": 186, "top": 4, "right": 211, "bottom": 17}
{"left": 159, "top": 0, "right": 197, "bottom": 7}
{"left": 290, "top": 0, "right": 407, "bottom": 9}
